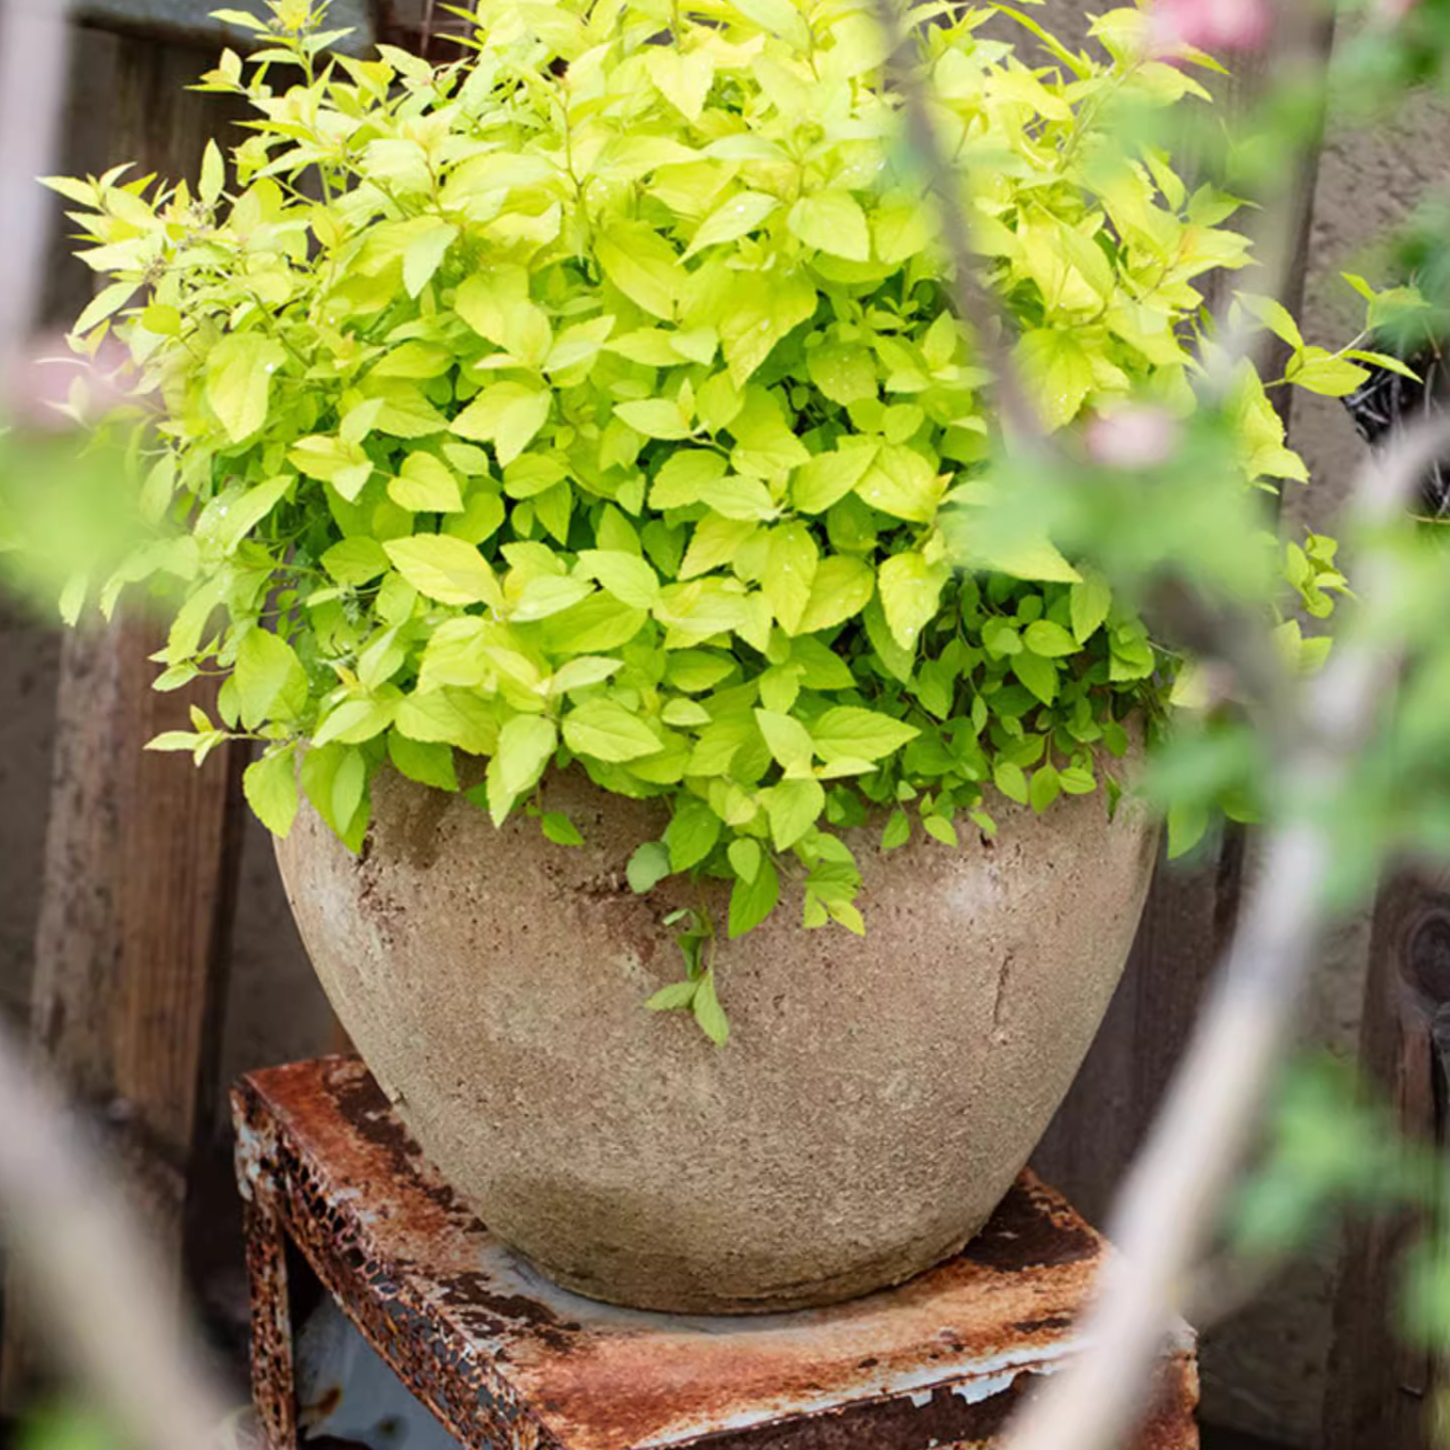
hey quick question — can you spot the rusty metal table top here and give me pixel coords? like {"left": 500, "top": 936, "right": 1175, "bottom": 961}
{"left": 233, "top": 1055, "right": 1198, "bottom": 1450}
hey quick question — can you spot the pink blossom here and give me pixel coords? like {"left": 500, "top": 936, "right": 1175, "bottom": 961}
{"left": 3, "top": 330, "right": 132, "bottom": 431}
{"left": 1151, "top": 0, "right": 1272, "bottom": 56}
{"left": 1084, "top": 406, "right": 1181, "bottom": 469}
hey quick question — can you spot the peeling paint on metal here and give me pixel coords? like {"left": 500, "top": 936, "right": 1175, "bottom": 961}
{"left": 232, "top": 1056, "right": 1200, "bottom": 1450}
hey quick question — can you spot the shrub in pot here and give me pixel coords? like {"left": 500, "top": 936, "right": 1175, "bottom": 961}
{"left": 38, "top": 0, "right": 1357, "bottom": 1312}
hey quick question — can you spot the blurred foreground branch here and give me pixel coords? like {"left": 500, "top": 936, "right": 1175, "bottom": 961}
{"left": 0, "top": 1023, "right": 228, "bottom": 1450}
{"left": 0, "top": 0, "right": 70, "bottom": 386}
{"left": 1007, "top": 416, "right": 1450, "bottom": 1450}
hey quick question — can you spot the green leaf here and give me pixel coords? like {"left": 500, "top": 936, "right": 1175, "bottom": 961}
{"left": 628, "top": 840, "right": 672, "bottom": 893}
{"left": 404, "top": 222, "right": 458, "bottom": 298}
{"left": 1167, "top": 800, "right": 1210, "bottom": 858}
{"left": 1286, "top": 351, "right": 1371, "bottom": 398}
{"left": 451, "top": 382, "right": 553, "bottom": 465}
{"left": 730, "top": 0, "right": 812, "bottom": 47}
{"left": 1023, "top": 619, "right": 1077, "bottom": 657}
{"left": 651, "top": 449, "right": 728, "bottom": 508}
{"left": 210, "top": 7, "right": 270, "bottom": 29}
{"left": 1070, "top": 573, "right": 1112, "bottom": 643}
{"left": 495, "top": 714, "right": 558, "bottom": 797}
{"left": 289, "top": 435, "right": 373, "bottom": 499}
{"left": 680, "top": 514, "right": 758, "bottom": 580}
{"left": 855, "top": 446, "right": 943, "bottom": 524}
{"left": 863, "top": 596, "right": 915, "bottom": 681}
{"left": 541, "top": 811, "right": 585, "bottom": 846}
{"left": 788, "top": 191, "right": 871, "bottom": 262}
{"left": 665, "top": 797, "right": 722, "bottom": 871}
{"left": 993, "top": 759, "right": 1028, "bottom": 804}
{"left": 762, "top": 522, "right": 819, "bottom": 635}
{"left": 323, "top": 537, "right": 390, "bottom": 586}
{"left": 576, "top": 549, "right": 661, "bottom": 609}
{"left": 1014, "top": 328, "right": 1094, "bottom": 431}
{"left": 1237, "top": 292, "right": 1303, "bottom": 350}
{"left": 793, "top": 441, "right": 877, "bottom": 513}
{"left": 383, "top": 536, "right": 502, "bottom": 607}
{"left": 563, "top": 700, "right": 661, "bottom": 761}
{"left": 1344, "top": 349, "right": 1420, "bottom": 381}
{"left": 1011, "top": 649, "right": 1059, "bottom": 704}
{"left": 596, "top": 222, "right": 678, "bottom": 320}
{"left": 963, "top": 532, "right": 1082, "bottom": 584}
{"left": 728, "top": 837, "right": 762, "bottom": 883}
{"left": 73, "top": 280, "right": 138, "bottom": 337}
{"left": 728, "top": 853, "right": 779, "bottom": 937}
{"left": 1029, "top": 763, "right": 1061, "bottom": 814}
{"left": 923, "top": 814, "right": 958, "bottom": 847}
{"left": 512, "top": 575, "right": 594, "bottom": 622}
{"left": 388, "top": 732, "right": 459, "bottom": 791}
{"left": 244, "top": 749, "right": 299, "bottom": 838}
{"left": 455, "top": 265, "right": 551, "bottom": 361}
{"left": 878, "top": 551, "right": 948, "bottom": 649}
{"left": 763, "top": 778, "right": 825, "bottom": 849}
{"left": 646, "top": 978, "right": 700, "bottom": 1011}
{"left": 390, "top": 453, "right": 465, "bottom": 513}
{"left": 199, "top": 139, "right": 226, "bottom": 205}
{"left": 692, "top": 968, "right": 731, "bottom": 1044}
{"left": 754, "top": 708, "right": 815, "bottom": 774}
{"left": 797, "top": 555, "right": 875, "bottom": 633}
{"left": 881, "top": 808, "right": 911, "bottom": 850}
{"left": 685, "top": 190, "right": 779, "bottom": 259}
{"left": 235, "top": 628, "right": 306, "bottom": 729}
{"left": 206, "top": 333, "right": 286, "bottom": 443}
{"left": 313, "top": 694, "right": 398, "bottom": 749}
{"left": 646, "top": 45, "right": 715, "bottom": 123}
{"left": 812, "top": 706, "right": 918, "bottom": 763}
{"left": 616, "top": 398, "right": 695, "bottom": 440}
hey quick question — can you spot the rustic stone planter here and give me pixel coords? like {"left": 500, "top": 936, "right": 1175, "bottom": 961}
{"left": 275, "top": 757, "right": 1157, "bottom": 1314}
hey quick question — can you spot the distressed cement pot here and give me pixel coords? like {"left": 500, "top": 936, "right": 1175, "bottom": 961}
{"left": 275, "top": 754, "right": 1157, "bottom": 1314}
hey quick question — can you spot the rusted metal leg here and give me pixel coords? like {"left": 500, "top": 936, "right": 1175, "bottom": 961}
{"left": 243, "top": 1193, "right": 300, "bottom": 1450}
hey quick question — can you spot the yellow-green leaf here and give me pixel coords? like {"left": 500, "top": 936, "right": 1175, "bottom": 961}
{"left": 389, "top": 453, "right": 465, "bottom": 513}
{"left": 206, "top": 333, "right": 286, "bottom": 443}
{"left": 878, "top": 551, "right": 948, "bottom": 649}
{"left": 796, "top": 555, "right": 875, "bottom": 633}
{"left": 762, "top": 522, "right": 819, "bottom": 635}
{"left": 564, "top": 699, "right": 661, "bottom": 762}
{"left": 451, "top": 382, "right": 552, "bottom": 465}
{"left": 787, "top": 190, "right": 870, "bottom": 262}
{"left": 383, "top": 535, "right": 503, "bottom": 607}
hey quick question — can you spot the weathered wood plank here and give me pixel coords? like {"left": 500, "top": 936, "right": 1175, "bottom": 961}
{"left": 1321, "top": 869, "right": 1444, "bottom": 1450}
{"left": 75, "top": 0, "right": 371, "bottom": 49}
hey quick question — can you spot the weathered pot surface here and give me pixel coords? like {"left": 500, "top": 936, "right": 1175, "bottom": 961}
{"left": 275, "top": 748, "right": 1158, "bottom": 1314}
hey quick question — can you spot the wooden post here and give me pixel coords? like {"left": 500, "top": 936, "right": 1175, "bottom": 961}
{"left": 1321, "top": 870, "right": 1447, "bottom": 1450}
{"left": 0, "top": 36, "right": 251, "bottom": 1410}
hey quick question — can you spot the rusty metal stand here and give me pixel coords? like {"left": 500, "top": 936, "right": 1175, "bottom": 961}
{"left": 232, "top": 1057, "right": 1199, "bottom": 1450}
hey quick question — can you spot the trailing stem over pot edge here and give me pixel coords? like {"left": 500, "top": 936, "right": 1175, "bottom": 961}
{"left": 30, "top": 0, "right": 1383, "bottom": 1036}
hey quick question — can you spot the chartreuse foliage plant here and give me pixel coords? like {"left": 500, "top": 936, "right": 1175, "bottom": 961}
{"left": 39, "top": 0, "right": 1373, "bottom": 1038}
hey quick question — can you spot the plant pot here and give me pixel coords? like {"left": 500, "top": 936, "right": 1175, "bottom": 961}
{"left": 274, "top": 753, "right": 1158, "bottom": 1314}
